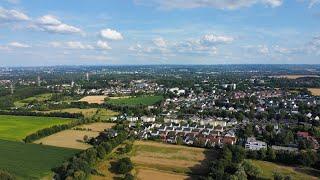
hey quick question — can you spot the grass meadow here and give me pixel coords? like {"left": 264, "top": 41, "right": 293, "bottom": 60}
{"left": 0, "top": 115, "right": 73, "bottom": 141}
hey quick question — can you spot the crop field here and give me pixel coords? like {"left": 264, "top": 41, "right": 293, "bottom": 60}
{"left": 131, "top": 141, "right": 215, "bottom": 179}
{"left": 14, "top": 93, "right": 53, "bottom": 107}
{"left": 250, "top": 160, "right": 320, "bottom": 180}
{"left": 34, "top": 122, "right": 115, "bottom": 149}
{"left": 79, "top": 95, "right": 107, "bottom": 104}
{"left": 0, "top": 139, "right": 79, "bottom": 179}
{"left": 269, "top": 75, "right": 320, "bottom": 79}
{"left": 106, "top": 95, "right": 163, "bottom": 106}
{"left": 0, "top": 115, "right": 73, "bottom": 141}
{"left": 308, "top": 88, "right": 320, "bottom": 96}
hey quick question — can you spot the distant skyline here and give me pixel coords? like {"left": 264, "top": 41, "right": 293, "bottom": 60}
{"left": 0, "top": 0, "right": 320, "bottom": 66}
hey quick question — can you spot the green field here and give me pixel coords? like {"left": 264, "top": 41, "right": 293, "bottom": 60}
{"left": 14, "top": 93, "right": 53, "bottom": 107}
{"left": 106, "top": 95, "right": 163, "bottom": 106}
{"left": 0, "top": 139, "right": 79, "bottom": 179}
{"left": 0, "top": 115, "right": 73, "bottom": 141}
{"left": 250, "top": 160, "right": 320, "bottom": 179}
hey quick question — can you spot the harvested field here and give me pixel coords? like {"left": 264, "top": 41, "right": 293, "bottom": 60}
{"left": 34, "top": 122, "right": 114, "bottom": 149}
{"left": 308, "top": 88, "right": 320, "bottom": 96}
{"left": 132, "top": 141, "right": 215, "bottom": 176}
{"left": 79, "top": 95, "right": 107, "bottom": 104}
{"left": 136, "top": 168, "right": 189, "bottom": 180}
{"left": 34, "top": 130, "right": 97, "bottom": 149}
{"left": 270, "top": 75, "right": 320, "bottom": 79}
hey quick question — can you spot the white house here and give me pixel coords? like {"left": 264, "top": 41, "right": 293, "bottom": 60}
{"left": 141, "top": 116, "right": 156, "bottom": 123}
{"left": 245, "top": 137, "right": 267, "bottom": 150}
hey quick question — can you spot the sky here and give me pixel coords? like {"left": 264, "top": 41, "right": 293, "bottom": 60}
{"left": 0, "top": 0, "right": 320, "bottom": 66}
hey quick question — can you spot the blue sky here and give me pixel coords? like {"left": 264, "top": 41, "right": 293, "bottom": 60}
{"left": 0, "top": 0, "right": 319, "bottom": 66}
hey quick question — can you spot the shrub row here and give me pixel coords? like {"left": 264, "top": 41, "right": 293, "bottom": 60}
{"left": 53, "top": 129, "right": 128, "bottom": 180}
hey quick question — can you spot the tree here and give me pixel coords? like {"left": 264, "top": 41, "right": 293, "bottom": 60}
{"left": 266, "top": 148, "right": 276, "bottom": 161}
{"left": 116, "top": 158, "right": 133, "bottom": 174}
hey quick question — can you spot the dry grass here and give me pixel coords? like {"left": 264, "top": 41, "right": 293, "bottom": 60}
{"left": 270, "top": 75, "right": 320, "bottom": 79}
{"left": 136, "top": 168, "right": 189, "bottom": 180}
{"left": 34, "top": 122, "right": 114, "bottom": 150}
{"left": 40, "top": 108, "right": 118, "bottom": 119}
{"left": 34, "top": 130, "right": 97, "bottom": 150}
{"left": 132, "top": 141, "right": 214, "bottom": 177}
{"left": 77, "top": 122, "right": 115, "bottom": 132}
{"left": 79, "top": 96, "right": 107, "bottom": 104}
{"left": 308, "top": 88, "right": 320, "bottom": 96}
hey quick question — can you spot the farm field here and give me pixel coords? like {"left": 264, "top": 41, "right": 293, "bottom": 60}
{"left": 14, "top": 93, "right": 53, "bottom": 107}
{"left": 34, "top": 122, "right": 115, "bottom": 149}
{"left": 0, "top": 115, "right": 73, "bottom": 141}
{"left": 0, "top": 139, "right": 79, "bottom": 179}
{"left": 131, "top": 141, "right": 215, "bottom": 179}
{"left": 269, "top": 75, "right": 320, "bottom": 79}
{"left": 250, "top": 160, "right": 320, "bottom": 180}
{"left": 40, "top": 108, "right": 118, "bottom": 119}
{"left": 79, "top": 95, "right": 107, "bottom": 104}
{"left": 308, "top": 88, "right": 320, "bottom": 96}
{"left": 106, "top": 95, "right": 163, "bottom": 106}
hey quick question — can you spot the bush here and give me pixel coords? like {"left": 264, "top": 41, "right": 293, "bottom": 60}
{"left": 116, "top": 158, "right": 133, "bottom": 174}
{"left": 0, "top": 170, "right": 15, "bottom": 180}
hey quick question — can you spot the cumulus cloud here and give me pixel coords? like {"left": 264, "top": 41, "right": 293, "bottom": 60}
{"left": 134, "top": 0, "right": 283, "bottom": 10}
{"left": 100, "top": 28, "right": 123, "bottom": 40}
{"left": 307, "top": 36, "right": 320, "bottom": 54}
{"left": 8, "top": 42, "right": 30, "bottom": 48}
{"left": 0, "top": 7, "right": 29, "bottom": 22}
{"left": 35, "top": 15, "right": 82, "bottom": 34}
{"left": 96, "top": 40, "right": 112, "bottom": 50}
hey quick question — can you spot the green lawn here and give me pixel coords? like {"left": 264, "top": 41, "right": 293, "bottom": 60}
{"left": 250, "top": 160, "right": 320, "bottom": 180}
{"left": 0, "top": 115, "right": 73, "bottom": 141}
{"left": 106, "top": 95, "right": 163, "bottom": 106}
{"left": 0, "top": 139, "right": 79, "bottom": 179}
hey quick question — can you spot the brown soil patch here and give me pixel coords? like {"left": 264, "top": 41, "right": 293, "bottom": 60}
{"left": 79, "top": 96, "right": 107, "bottom": 104}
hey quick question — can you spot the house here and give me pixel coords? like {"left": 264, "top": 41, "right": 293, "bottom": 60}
{"left": 245, "top": 137, "right": 267, "bottom": 150}
{"left": 141, "top": 116, "right": 156, "bottom": 123}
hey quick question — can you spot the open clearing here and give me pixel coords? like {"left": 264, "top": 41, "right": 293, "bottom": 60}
{"left": 106, "top": 95, "right": 163, "bottom": 106}
{"left": 131, "top": 141, "right": 215, "bottom": 179}
{"left": 250, "top": 160, "right": 320, "bottom": 180}
{"left": 0, "top": 139, "right": 79, "bottom": 179}
{"left": 308, "top": 88, "right": 320, "bottom": 96}
{"left": 79, "top": 95, "right": 107, "bottom": 104}
{"left": 269, "top": 75, "right": 320, "bottom": 79}
{"left": 34, "top": 122, "right": 115, "bottom": 149}
{"left": 0, "top": 115, "right": 73, "bottom": 141}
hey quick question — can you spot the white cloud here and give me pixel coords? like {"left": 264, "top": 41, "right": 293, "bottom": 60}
{"left": 135, "top": 0, "right": 283, "bottom": 10}
{"left": 35, "top": 15, "right": 82, "bottom": 34}
{"left": 200, "top": 34, "right": 234, "bottom": 45}
{"left": 96, "top": 40, "right": 112, "bottom": 50}
{"left": 153, "top": 37, "right": 167, "bottom": 48}
{"left": 50, "top": 41, "right": 93, "bottom": 50}
{"left": 0, "top": 7, "right": 29, "bottom": 22}
{"left": 8, "top": 42, "right": 30, "bottom": 48}
{"left": 100, "top": 28, "right": 123, "bottom": 40}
